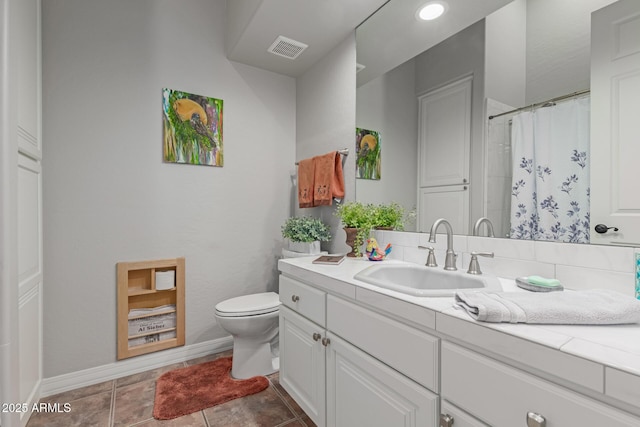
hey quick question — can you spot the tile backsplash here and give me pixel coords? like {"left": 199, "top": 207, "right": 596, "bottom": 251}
{"left": 373, "top": 230, "right": 638, "bottom": 297}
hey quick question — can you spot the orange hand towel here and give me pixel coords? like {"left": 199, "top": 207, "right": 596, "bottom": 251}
{"left": 297, "top": 158, "right": 315, "bottom": 208}
{"left": 313, "top": 151, "right": 345, "bottom": 206}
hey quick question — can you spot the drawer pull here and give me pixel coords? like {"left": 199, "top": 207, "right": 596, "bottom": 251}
{"left": 312, "top": 332, "right": 321, "bottom": 341}
{"left": 439, "top": 413, "right": 454, "bottom": 427}
{"left": 291, "top": 295, "right": 300, "bottom": 302}
{"left": 321, "top": 337, "right": 331, "bottom": 347}
{"left": 526, "top": 412, "right": 546, "bottom": 427}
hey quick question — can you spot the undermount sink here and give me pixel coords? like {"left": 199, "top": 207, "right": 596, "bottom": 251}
{"left": 353, "top": 263, "right": 502, "bottom": 297}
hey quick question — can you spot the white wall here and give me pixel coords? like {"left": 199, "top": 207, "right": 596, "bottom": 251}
{"left": 356, "top": 58, "right": 417, "bottom": 230}
{"left": 295, "top": 34, "right": 357, "bottom": 254}
{"left": 525, "top": 0, "right": 617, "bottom": 104}
{"left": 42, "top": 0, "right": 295, "bottom": 378}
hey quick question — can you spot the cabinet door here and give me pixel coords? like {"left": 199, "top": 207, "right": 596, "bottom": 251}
{"left": 279, "top": 306, "right": 326, "bottom": 427}
{"left": 326, "top": 332, "right": 438, "bottom": 427}
{"left": 418, "top": 185, "right": 469, "bottom": 233}
{"left": 418, "top": 76, "right": 471, "bottom": 188}
{"left": 591, "top": 0, "right": 640, "bottom": 244}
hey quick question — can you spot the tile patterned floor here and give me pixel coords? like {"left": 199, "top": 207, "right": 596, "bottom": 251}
{"left": 27, "top": 351, "right": 315, "bottom": 427}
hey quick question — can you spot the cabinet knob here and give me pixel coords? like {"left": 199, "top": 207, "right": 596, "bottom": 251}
{"left": 291, "top": 295, "right": 300, "bottom": 302}
{"left": 526, "top": 412, "right": 546, "bottom": 427}
{"left": 321, "top": 337, "right": 331, "bottom": 347}
{"left": 439, "top": 413, "right": 454, "bottom": 427}
{"left": 312, "top": 332, "right": 321, "bottom": 341}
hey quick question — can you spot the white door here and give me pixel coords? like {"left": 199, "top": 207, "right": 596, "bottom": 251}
{"left": 279, "top": 306, "right": 326, "bottom": 427}
{"left": 1, "top": 0, "right": 43, "bottom": 426}
{"left": 418, "top": 76, "right": 471, "bottom": 188}
{"left": 326, "top": 332, "right": 438, "bottom": 427}
{"left": 591, "top": 0, "right": 640, "bottom": 245}
{"left": 418, "top": 185, "right": 469, "bottom": 233}
{"left": 418, "top": 76, "right": 472, "bottom": 234}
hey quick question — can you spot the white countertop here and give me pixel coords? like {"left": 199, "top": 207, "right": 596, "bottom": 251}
{"left": 278, "top": 256, "right": 640, "bottom": 379}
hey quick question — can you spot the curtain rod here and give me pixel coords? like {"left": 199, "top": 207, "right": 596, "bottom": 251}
{"left": 295, "top": 148, "right": 349, "bottom": 165}
{"left": 488, "top": 89, "right": 590, "bottom": 120}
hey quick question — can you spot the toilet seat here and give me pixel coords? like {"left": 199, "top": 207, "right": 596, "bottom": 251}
{"left": 215, "top": 292, "right": 280, "bottom": 317}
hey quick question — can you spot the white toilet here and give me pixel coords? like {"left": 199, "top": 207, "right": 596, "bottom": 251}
{"left": 214, "top": 292, "right": 281, "bottom": 379}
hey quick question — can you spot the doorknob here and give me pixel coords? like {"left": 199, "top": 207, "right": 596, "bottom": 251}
{"left": 594, "top": 224, "right": 619, "bottom": 234}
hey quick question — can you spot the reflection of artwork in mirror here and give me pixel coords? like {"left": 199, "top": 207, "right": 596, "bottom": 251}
{"left": 356, "top": 128, "right": 381, "bottom": 180}
{"left": 163, "top": 88, "right": 224, "bottom": 167}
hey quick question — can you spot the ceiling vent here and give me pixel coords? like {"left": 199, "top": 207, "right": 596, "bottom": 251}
{"left": 268, "top": 36, "right": 308, "bottom": 60}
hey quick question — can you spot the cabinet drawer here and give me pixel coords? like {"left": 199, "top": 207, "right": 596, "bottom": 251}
{"left": 279, "top": 275, "right": 326, "bottom": 326}
{"left": 441, "top": 342, "right": 640, "bottom": 427}
{"left": 327, "top": 295, "right": 439, "bottom": 392}
{"left": 441, "top": 400, "right": 489, "bottom": 427}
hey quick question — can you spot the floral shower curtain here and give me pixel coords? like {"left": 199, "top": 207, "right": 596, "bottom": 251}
{"left": 510, "top": 96, "right": 590, "bottom": 243}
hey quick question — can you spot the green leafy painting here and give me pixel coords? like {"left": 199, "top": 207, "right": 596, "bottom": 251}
{"left": 163, "top": 88, "right": 223, "bottom": 166}
{"left": 356, "top": 128, "right": 381, "bottom": 180}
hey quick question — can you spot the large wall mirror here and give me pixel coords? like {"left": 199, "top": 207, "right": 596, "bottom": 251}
{"left": 355, "top": 0, "right": 633, "bottom": 245}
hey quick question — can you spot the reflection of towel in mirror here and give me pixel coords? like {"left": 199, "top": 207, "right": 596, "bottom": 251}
{"left": 297, "top": 158, "right": 315, "bottom": 208}
{"left": 313, "top": 151, "right": 345, "bottom": 206}
{"left": 454, "top": 289, "right": 640, "bottom": 325}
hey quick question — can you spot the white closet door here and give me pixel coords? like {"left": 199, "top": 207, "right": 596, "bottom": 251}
{"left": 591, "top": 0, "right": 640, "bottom": 245}
{"left": 418, "top": 76, "right": 471, "bottom": 188}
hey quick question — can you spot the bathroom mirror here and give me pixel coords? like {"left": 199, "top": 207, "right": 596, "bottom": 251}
{"left": 355, "top": 0, "right": 620, "bottom": 242}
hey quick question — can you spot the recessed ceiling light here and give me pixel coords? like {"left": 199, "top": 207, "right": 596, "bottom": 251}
{"left": 416, "top": 1, "right": 447, "bottom": 21}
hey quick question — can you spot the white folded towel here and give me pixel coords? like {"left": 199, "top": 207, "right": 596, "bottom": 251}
{"left": 454, "top": 289, "right": 640, "bottom": 324}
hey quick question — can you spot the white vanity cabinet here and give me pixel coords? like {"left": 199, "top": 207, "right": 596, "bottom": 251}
{"left": 279, "top": 274, "right": 439, "bottom": 427}
{"left": 279, "top": 276, "right": 328, "bottom": 427}
{"left": 441, "top": 342, "right": 640, "bottom": 427}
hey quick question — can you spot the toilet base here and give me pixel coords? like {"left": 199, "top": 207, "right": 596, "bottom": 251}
{"left": 231, "top": 338, "right": 279, "bottom": 379}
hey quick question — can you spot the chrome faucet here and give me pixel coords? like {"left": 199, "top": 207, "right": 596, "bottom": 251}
{"left": 473, "top": 217, "right": 495, "bottom": 237}
{"left": 428, "top": 218, "right": 457, "bottom": 271}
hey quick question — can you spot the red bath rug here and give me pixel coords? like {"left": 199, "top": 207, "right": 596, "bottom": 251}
{"left": 153, "top": 356, "right": 269, "bottom": 420}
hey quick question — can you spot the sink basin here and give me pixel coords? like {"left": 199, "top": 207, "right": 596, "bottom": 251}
{"left": 353, "top": 263, "right": 502, "bottom": 297}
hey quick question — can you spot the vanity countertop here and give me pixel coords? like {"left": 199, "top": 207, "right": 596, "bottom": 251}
{"left": 278, "top": 256, "right": 640, "bottom": 381}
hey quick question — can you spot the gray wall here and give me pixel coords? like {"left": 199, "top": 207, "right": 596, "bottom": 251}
{"left": 356, "top": 58, "right": 418, "bottom": 230}
{"left": 42, "top": 0, "right": 296, "bottom": 377}
{"left": 414, "top": 20, "right": 487, "bottom": 230}
{"left": 295, "top": 34, "right": 357, "bottom": 254}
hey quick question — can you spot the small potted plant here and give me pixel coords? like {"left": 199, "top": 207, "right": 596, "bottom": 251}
{"left": 372, "top": 202, "right": 406, "bottom": 231}
{"left": 334, "top": 201, "right": 374, "bottom": 257}
{"left": 281, "top": 216, "right": 332, "bottom": 254}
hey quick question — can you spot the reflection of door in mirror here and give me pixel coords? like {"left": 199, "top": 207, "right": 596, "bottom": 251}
{"left": 591, "top": 0, "right": 640, "bottom": 246}
{"left": 417, "top": 77, "right": 471, "bottom": 233}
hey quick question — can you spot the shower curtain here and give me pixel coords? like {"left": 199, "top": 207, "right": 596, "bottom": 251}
{"left": 510, "top": 96, "right": 590, "bottom": 243}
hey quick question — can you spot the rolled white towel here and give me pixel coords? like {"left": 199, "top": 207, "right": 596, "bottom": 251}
{"left": 454, "top": 289, "right": 640, "bottom": 325}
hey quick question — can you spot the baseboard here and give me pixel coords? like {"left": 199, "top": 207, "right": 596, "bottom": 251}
{"left": 40, "top": 336, "right": 233, "bottom": 397}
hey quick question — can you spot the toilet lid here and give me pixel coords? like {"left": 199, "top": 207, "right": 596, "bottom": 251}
{"left": 215, "top": 292, "right": 281, "bottom": 317}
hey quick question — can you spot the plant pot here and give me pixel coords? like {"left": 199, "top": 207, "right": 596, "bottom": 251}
{"left": 343, "top": 227, "right": 360, "bottom": 257}
{"left": 374, "top": 226, "right": 394, "bottom": 231}
{"left": 287, "top": 240, "right": 321, "bottom": 254}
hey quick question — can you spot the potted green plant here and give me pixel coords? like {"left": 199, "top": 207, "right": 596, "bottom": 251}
{"left": 281, "top": 216, "right": 332, "bottom": 254}
{"left": 372, "top": 202, "right": 406, "bottom": 231}
{"left": 334, "top": 201, "right": 374, "bottom": 257}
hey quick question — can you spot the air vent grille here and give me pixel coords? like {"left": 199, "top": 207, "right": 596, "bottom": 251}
{"left": 268, "top": 36, "right": 308, "bottom": 60}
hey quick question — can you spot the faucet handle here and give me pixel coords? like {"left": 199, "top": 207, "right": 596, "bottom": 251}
{"left": 467, "top": 252, "right": 494, "bottom": 275}
{"left": 418, "top": 246, "right": 438, "bottom": 267}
